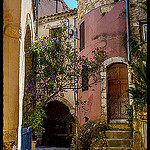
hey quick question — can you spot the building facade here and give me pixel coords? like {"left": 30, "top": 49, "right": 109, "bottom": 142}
{"left": 3, "top": 0, "right": 35, "bottom": 149}
{"left": 77, "top": 0, "right": 132, "bottom": 125}
{"left": 128, "top": 0, "right": 147, "bottom": 149}
{"left": 38, "top": 0, "right": 70, "bottom": 18}
{"left": 38, "top": 8, "right": 78, "bottom": 147}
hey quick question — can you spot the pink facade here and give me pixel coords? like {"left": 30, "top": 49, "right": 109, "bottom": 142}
{"left": 78, "top": 1, "right": 127, "bottom": 125}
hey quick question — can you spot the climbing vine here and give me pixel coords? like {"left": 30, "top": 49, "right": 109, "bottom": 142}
{"left": 122, "top": 29, "right": 147, "bottom": 123}
{"left": 77, "top": 121, "right": 108, "bottom": 150}
{"left": 22, "top": 20, "right": 107, "bottom": 133}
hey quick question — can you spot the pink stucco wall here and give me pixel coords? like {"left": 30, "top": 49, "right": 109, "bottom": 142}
{"left": 78, "top": 1, "right": 127, "bottom": 125}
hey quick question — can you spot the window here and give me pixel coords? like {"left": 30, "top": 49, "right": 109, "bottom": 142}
{"left": 49, "top": 27, "right": 62, "bottom": 39}
{"left": 143, "top": 24, "right": 147, "bottom": 42}
{"left": 140, "top": 21, "right": 147, "bottom": 42}
{"left": 80, "top": 21, "right": 85, "bottom": 51}
{"left": 82, "top": 65, "right": 88, "bottom": 91}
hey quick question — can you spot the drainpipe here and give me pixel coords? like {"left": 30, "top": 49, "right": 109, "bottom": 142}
{"left": 73, "top": 16, "right": 79, "bottom": 150}
{"left": 56, "top": 0, "right": 58, "bottom": 13}
{"left": 126, "top": 0, "right": 131, "bottom": 61}
{"left": 36, "top": 0, "right": 39, "bottom": 36}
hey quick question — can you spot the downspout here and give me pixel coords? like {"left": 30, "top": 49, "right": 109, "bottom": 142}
{"left": 36, "top": 0, "right": 39, "bottom": 36}
{"left": 56, "top": 0, "right": 58, "bottom": 13}
{"left": 73, "top": 16, "right": 79, "bottom": 150}
{"left": 126, "top": 0, "right": 131, "bottom": 61}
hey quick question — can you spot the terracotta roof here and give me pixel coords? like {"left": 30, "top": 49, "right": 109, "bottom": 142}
{"left": 39, "top": 8, "right": 77, "bottom": 23}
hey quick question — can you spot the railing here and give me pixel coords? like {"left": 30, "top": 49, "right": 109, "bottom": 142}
{"left": 107, "top": 94, "right": 129, "bottom": 121}
{"left": 22, "top": 126, "right": 32, "bottom": 150}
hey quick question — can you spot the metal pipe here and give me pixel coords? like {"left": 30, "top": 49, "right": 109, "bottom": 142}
{"left": 126, "top": 0, "right": 131, "bottom": 61}
{"left": 73, "top": 15, "right": 79, "bottom": 150}
{"left": 36, "top": 0, "right": 39, "bottom": 36}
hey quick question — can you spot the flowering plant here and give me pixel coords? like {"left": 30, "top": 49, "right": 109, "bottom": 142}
{"left": 22, "top": 21, "right": 107, "bottom": 133}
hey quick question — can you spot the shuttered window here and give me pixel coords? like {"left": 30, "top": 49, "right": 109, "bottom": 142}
{"left": 82, "top": 65, "right": 88, "bottom": 91}
{"left": 80, "top": 21, "right": 85, "bottom": 51}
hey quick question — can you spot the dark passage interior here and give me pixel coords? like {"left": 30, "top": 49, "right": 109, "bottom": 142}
{"left": 42, "top": 100, "right": 75, "bottom": 148}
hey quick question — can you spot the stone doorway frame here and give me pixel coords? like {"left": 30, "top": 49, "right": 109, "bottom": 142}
{"left": 100, "top": 57, "right": 132, "bottom": 123}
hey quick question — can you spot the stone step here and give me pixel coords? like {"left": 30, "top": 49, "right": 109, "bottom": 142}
{"left": 108, "top": 124, "right": 131, "bottom": 131}
{"left": 105, "top": 130, "right": 131, "bottom": 139}
{"left": 93, "top": 147, "right": 131, "bottom": 150}
{"left": 105, "top": 139, "right": 131, "bottom": 147}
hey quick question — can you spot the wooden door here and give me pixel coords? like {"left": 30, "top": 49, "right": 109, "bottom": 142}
{"left": 107, "top": 63, "right": 128, "bottom": 120}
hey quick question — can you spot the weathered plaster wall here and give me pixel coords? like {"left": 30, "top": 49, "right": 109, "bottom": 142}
{"left": 77, "top": 0, "right": 123, "bottom": 23}
{"left": 77, "top": 1, "right": 127, "bottom": 125}
{"left": 18, "top": 0, "right": 35, "bottom": 149}
{"left": 3, "top": 0, "right": 21, "bottom": 148}
{"left": 38, "top": 0, "right": 70, "bottom": 18}
{"left": 3, "top": 0, "right": 35, "bottom": 149}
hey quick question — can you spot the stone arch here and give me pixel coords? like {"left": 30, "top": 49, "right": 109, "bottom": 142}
{"left": 23, "top": 24, "right": 32, "bottom": 112}
{"left": 25, "top": 13, "right": 34, "bottom": 43}
{"left": 24, "top": 24, "right": 32, "bottom": 75}
{"left": 42, "top": 99, "right": 76, "bottom": 147}
{"left": 100, "top": 57, "right": 132, "bottom": 122}
{"left": 47, "top": 96, "right": 75, "bottom": 117}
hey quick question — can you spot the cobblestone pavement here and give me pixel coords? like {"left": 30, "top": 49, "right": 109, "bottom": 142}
{"left": 35, "top": 146, "right": 70, "bottom": 150}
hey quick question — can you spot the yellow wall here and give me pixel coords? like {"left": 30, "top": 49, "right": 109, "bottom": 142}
{"left": 3, "top": 0, "right": 21, "bottom": 149}
{"left": 133, "top": 105, "right": 147, "bottom": 150}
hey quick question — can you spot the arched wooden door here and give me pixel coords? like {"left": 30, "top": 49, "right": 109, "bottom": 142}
{"left": 107, "top": 63, "right": 129, "bottom": 122}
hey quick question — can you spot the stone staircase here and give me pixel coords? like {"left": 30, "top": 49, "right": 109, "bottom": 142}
{"left": 95, "top": 124, "right": 132, "bottom": 150}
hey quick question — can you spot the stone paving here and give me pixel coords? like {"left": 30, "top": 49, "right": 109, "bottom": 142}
{"left": 35, "top": 146, "right": 70, "bottom": 150}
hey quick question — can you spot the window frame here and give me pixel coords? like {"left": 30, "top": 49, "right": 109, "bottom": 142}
{"left": 80, "top": 21, "right": 85, "bottom": 51}
{"left": 142, "top": 24, "right": 147, "bottom": 42}
{"left": 82, "top": 65, "right": 89, "bottom": 92}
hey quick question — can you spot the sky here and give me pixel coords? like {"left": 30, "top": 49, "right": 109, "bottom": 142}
{"left": 64, "top": 0, "right": 77, "bottom": 9}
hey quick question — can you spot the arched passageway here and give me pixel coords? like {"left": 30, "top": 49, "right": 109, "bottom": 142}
{"left": 42, "top": 100, "right": 75, "bottom": 148}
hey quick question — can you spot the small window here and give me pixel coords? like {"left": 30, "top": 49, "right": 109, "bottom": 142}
{"left": 143, "top": 24, "right": 147, "bottom": 42}
{"left": 80, "top": 21, "right": 85, "bottom": 51}
{"left": 49, "top": 27, "right": 62, "bottom": 39}
{"left": 82, "top": 65, "right": 88, "bottom": 91}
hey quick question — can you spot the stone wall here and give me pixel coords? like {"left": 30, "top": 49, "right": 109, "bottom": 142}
{"left": 129, "top": 0, "right": 147, "bottom": 37}
{"left": 77, "top": 0, "right": 123, "bottom": 22}
{"left": 132, "top": 106, "right": 147, "bottom": 150}
{"left": 129, "top": 1, "right": 147, "bottom": 149}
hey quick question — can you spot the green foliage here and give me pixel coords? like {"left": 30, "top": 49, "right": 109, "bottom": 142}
{"left": 122, "top": 32, "right": 147, "bottom": 62}
{"left": 23, "top": 20, "right": 107, "bottom": 133}
{"left": 78, "top": 121, "right": 107, "bottom": 150}
{"left": 122, "top": 27, "right": 147, "bottom": 123}
{"left": 22, "top": 104, "right": 47, "bottom": 134}
{"left": 127, "top": 60, "right": 147, "bottom": 113}
{"left": 101, "top": 12, "right": 106, "bottom": 16}
{"left": 139, "top": 0, "right": 147, "bottom": 13}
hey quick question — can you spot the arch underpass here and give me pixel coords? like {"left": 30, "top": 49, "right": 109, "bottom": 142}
{"left": 42, "top": 100, "right": 75, "bottom": 148}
